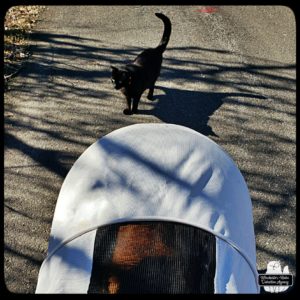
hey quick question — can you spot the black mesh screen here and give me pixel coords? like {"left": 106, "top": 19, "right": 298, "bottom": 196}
{"left": 87, "top": 221, "right": 216, "bottom": 294}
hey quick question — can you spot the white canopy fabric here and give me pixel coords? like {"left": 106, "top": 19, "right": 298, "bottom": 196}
{"left": 36, "top": 123, "right": 259, "bottom": 293}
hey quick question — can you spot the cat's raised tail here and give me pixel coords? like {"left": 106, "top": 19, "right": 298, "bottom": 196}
{"left": 155, "top": 13, "right": 172, "bottom": 53}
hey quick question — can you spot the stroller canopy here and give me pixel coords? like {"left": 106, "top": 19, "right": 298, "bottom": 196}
{"left": 36, "top": 124, "right": 259, "bottom": 293}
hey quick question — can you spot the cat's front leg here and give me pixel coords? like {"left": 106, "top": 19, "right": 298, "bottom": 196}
{"left": 123, "top": 96, "right": 132, "bottom": 115}
{"left": 132, "top": 97, "right": 140, "bottom": 114}
{"left": 147, "top": 86, "right": 155, "bottom": 100}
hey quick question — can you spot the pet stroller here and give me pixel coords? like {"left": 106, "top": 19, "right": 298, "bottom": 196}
{"left": 36, "top": 124, "right": 259, "bottom": 293}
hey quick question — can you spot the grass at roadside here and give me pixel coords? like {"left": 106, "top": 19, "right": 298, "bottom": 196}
{"left": 4, "top": 6, "right": 45, "bottom": 88}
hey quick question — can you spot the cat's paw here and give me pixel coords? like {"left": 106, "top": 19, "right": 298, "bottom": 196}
{"left": 123, "top": 108, "right": 132, "bottom": 115}
{"left": 147, "top": 95, "right": 154, "bottom": 101}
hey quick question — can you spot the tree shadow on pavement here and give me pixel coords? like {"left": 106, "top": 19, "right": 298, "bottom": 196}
{"left": 4, "top": 30, "right": 296, "bottom": 292}
{"left": 139, "top": 86, "right": 267, "bottom": 137}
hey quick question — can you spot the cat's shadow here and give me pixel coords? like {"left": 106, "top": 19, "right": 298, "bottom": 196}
{"left": 138, "top": 85, "right": 266, "bottom": 137}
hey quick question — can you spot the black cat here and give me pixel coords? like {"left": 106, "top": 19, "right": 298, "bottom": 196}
{"left": 111, "top": 13, "right": 171, "bottom": 115}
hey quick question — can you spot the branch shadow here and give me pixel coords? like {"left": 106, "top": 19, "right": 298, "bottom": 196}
{"left": 4, "top": 27, "right": 296, "bottom": 292}
{"left": 5, "top": 132, "right": 75, "bottom": 178}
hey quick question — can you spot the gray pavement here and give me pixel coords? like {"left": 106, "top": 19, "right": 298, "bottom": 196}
{"left": 4, "top": 6, "right": 296, "bottom": 293}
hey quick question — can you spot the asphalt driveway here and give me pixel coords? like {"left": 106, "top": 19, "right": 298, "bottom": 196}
{"left": 4, "top": 5, "right": 296, "bottom": 293}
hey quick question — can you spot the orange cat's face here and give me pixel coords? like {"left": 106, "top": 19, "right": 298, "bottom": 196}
{"left": 112, "top": 224, "right": 172, "bottom": 267}
{"left": 107, "top": 224, "right": 172, "bottom": 293}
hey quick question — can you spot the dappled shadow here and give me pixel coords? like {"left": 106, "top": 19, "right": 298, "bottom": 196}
{"left": 5, "top": 132, "right": 74, "bottom": 178}
{"left": 4, "top": 22, "right": 296, "bottom": 293}
{"left": 47, "top": 236, "right": 92, "bottom": 272}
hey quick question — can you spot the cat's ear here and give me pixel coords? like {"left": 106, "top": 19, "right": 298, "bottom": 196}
{"left": 111, "top": 66, "right": 118, "bottom": 72}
